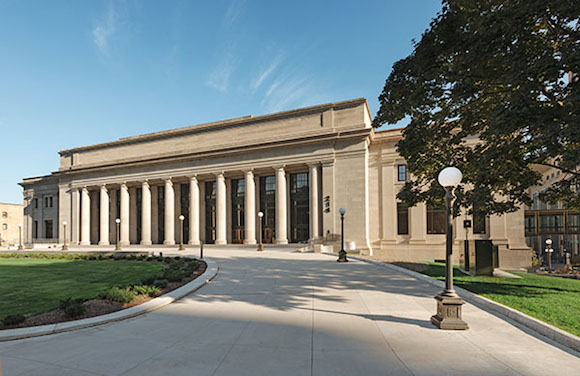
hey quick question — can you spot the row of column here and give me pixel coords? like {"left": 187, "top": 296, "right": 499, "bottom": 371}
{"left": 78, "top": 165, "right": 320, "bottom": 246}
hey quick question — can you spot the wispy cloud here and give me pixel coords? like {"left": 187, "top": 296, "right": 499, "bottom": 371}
{"left": 92, "top": 3, "right": 117, "bottom": 56}
{"left": 251, "top": 54, "right": 283, "bottom": 91}
{"left": 223, "top": 0, "right": 246, "bottom": 26}
{"left": 206, "top": 50, "right": 235, "bottom": 92}
{"left": 261, "top": 75, "right": 317, "bottom": 113}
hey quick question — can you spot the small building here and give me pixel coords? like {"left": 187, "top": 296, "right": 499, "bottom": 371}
{"left": 0, "top": 202, "right": 24, "bottom": 247}
{"left": 20, "top": 98, "right": 531, "bottom": 269}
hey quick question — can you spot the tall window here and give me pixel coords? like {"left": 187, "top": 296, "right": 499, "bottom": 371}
{"left": 473, "top": 213, "right": 487, "bottom": 234}
{"left": 427, "top": 205, "right": 446, "bottom": 234}
{"left": 2, "top": 211, "right": 7, "bottom": 218}
{"left": 397, "top": 165, "right": 407, "bottom": 181}
{"left": 539, "top": 214, "right": 564, "bottom": 233}
{"left": 45, "top": 220, "right": 53, "bottom": 239}
{"left": 397, "top": 203, "right": 409, "bottom": 235}
{"left": 525, "top": 215, "right": 536, "bottom": 234}
{"left": 34, "top": 198, "right": 38, "bottom": 209}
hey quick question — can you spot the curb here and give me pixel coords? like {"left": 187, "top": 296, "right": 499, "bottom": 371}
{"left": 322, "top": 252, "right": 580, "bottom": 353}
{"left": 0, "top": 258, "right": 219, "bottom": 342}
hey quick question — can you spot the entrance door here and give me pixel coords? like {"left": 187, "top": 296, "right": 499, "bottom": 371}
{"left": 475, "top": 240, "right": 494, "bottom": 276}
{"left": 205, "top": 181, "right": 216, "bottom": 244}
{"left": 259, "top": 176, "right": 276, "bottom": 243}
{"left": 290, "top": 172, "right": 309, "bottom": 242}
{"left": 231, "top": 178, "right": 245, "bottom": 244}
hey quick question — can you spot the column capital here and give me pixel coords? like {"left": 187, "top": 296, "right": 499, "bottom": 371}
{"left": 142, "top": 180, "right": 150, "bottom": 189}
{"left": 273, "top": 165, "right": 286, "bottom": 172}
{"left": 100, "top": 184, "right": 108, "bottom": 192}
{"left": 307, "top": 162, "right": 321, "bottom": 168}
{"left": 120, "top": 182, "right": 128, "bottom": 190}
{"left": 164, "top": 177, "right": 173, "bottom": 186}
{"left": 81, "top": 186, "right": 89, "bottom": 193}
{"left": 215, "top": 171, "right": 225, "bottom": 179}
{"left": 244, "top": 169, "right": 254, "bottom": 177}
{"left": 189, "top": 174, "right": 198, "bottom": 182}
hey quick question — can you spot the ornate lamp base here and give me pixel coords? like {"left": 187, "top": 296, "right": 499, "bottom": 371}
{"left": 430, "top": 294, "right": 469, "bottom": 330}
{"left": 337, "top": 250, "right": 348, "bottom": 262}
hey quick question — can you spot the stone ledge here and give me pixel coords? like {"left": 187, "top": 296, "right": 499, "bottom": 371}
{"left": 321, "top": 252, "right": 580, "bottom": 354}
{"left": 0, "top": 258, "right": 219, "bottom": 342}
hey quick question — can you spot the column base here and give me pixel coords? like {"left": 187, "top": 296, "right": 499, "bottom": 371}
{"left": 98, "top": 241, "right": 110, "bottom": 246}
{"left": 80, "top": 241, "right": 90, "bottom": 246}
{"left": 244, "top": 239, "right": 257, "bottom": 245}
{"left": 188, "top": 240, "right": 200, "bottom": 245}
{"left": 120, "top": 241, "right": 130, "bottom": 246}
{"left": 163, "top": 240, "right": 176, "bottom": 246}
{"left": 275, "top": 239, "right": 288, "bottom": 245}
{"left": 430, "top": 293, "right": 469, "bottom": 330}
{"left": 215, "top": 239, "right": 227, "bottom": 245}
{"left": 140, "top": 240, "right": 152, "bottom": 246}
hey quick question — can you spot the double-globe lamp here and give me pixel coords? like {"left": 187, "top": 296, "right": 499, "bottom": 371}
{"left": 430, "top": 166, "right": 469, "bottom": 330}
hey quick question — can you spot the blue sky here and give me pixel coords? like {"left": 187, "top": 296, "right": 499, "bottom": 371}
{"left": 0, "top": 0, "right": 442, "bottom": 203}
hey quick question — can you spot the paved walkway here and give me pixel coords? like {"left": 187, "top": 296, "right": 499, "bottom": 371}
{"left": 1, "top": 247, "right": 578, "bottom": 375}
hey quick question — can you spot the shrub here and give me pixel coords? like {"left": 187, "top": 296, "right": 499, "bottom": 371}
{"left": 3, "top": 314, "right": 26, "bottom": 326}
{"left": 531, "top": 250, "right": 542, "bottom": 268}
{"left": 163, "top": 269, "right": 187, "bottom": 282}
{"left": 571, "top": 255, "right": 580, "bottom": 265}
{"left": 59, "top": 297, "right": 84, "bottom": 310}
{"left": 153, "top": 279, "right": 168, "bottom": 289}
{"left": 64, "top": 302, "right": 86, "bottom": 317}
{"left": 133, "top": 285, "right": 160, "bottom": 297}
{"left": 99, "top": 286, "right": 137, "bottom": 303}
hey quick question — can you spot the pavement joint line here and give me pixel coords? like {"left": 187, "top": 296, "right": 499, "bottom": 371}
{"left": 0, "top": 257, "right": 219, "bottom": 342}
{"left": 321, "top": 251, "right": 580, "bottom": 354}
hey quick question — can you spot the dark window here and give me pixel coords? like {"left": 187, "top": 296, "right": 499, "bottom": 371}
{"left": 259, "top": 176, "right": 276, "bottom": 243}
{"left": 231, "top": 179, "right": 245, "bottom": 244}
{"left": 290, "top": 173, "right": 309, "bottom": 242}
{"left": 50, "top": 197, "right": 53, "bottom": 208}
{"left": 539, "top": 214, "right": 564, "bottom": 233}
{"left": 205, "top": 181, "right": 216, "bottom": 244}
{"left": 427, "top": 205, "right": 446, "bottom": 234}
{"left": 34, "top": 198, "right": 38, "bottom": 209}
{"left": 397, "top": 203, "right": 409, "bottom": 235}
{"left": 181, "top": 183, "right": 190, "bottom": 243}
{"left": 397, "top": 165, "right": 407, "bottom": 181}
{"left": 33, "top": 221, "right": 38, "bottom": 238}
{"left": 567, "top": 213, "right": 580, "bottom": 233}
{"left": 2, "top": 211, "right": 7, "bottom": 218}
{"left": 525, "top": 215, "right": 536, "bottom": 234}
{"left": 2, "top": 223, "right": 6, "bottom": 230}
{"left": 44, "top": 197, "right": 48, "bottom": 208}
{"left": 157, "top": 186, "right": 165, "bottom": 242}
{"left": 473, "top": 213, "right": 486, "bottom": 234}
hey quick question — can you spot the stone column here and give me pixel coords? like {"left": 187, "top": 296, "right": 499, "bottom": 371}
{"left": 99, "top": 185, "right": 110, "bottom": 245}
{"left": 215, "top": 173, "right": 227, "bottom": 245}
{"left": 141, "top": 181, "right": 152, "bottom": 245}
{"left": 244, "top": 170, "right": 256, "bottom": 244}
{"left": 189, "top": 176, "right": 200, "bottom": 245}
{"left": 275, "top": 166, "right": 288, "bottom": 244}
{"left": 80, "top": 187, "right": 91, "bottom": 245}
{"left": 120, "top": 183, "right": 130, "bottom": 246}
{"left": 309, "top": 164, "right": 320, "bottom": 240}
{"left": 164, "top": 178, "right": 175, "bottom": 245}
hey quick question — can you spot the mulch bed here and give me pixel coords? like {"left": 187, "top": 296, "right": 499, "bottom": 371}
{"left": 391, "top": 261, "right": 430, "bottom": 273}
{"left": 3, "top": 260, "right": 207, "bottom": 330}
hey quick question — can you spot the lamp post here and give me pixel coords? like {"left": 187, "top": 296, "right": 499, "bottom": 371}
{"left": 17, "top": 224, "right": 23, "bottom": 251}
{"left": 545, "top": 238, "right": 553, "bottom": 273}
{"left": 62, "top": 221, "right": 68, "bottom": 251}
{"left": 430, "top": 167, "right": 469, "bottom": 330}
{"left": 257, "top": 211, "right": 264, "bottom": 252}
{"left": 115, "top": 218, "right": 121, "bottom": 251}
{"left": 337, "top": 207, "right": 348, "bottom": 262}
{"left": 179, "top": 215, "right": 185, "bottom": 251}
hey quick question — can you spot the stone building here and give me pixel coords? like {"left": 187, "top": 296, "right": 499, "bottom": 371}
{"left": 0, "top": 202, "right": 24, "bottom": 247}
{"left": 20, "top": 98, "right": 531, "bottom": 269}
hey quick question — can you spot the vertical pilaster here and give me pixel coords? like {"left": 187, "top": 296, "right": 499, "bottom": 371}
{"left": 309, "top": 164, "right": 320, "bottom": 240}
{"left": 99, "top": 185, "right": 110, "bottom": 245}
{"left": 80, "top": 187, "right": 91, "bottom": 245}
{"left": 215, "top": 173, "right": 227, "bottom": 245}
{"left": 141, "top": 181, "right": 152, "bottom": 245}
{"left": 189, "top": 176, "right": 200, "bottom": 245}
{"left": 275, "top": 166, "right": 288, "bottom": 244}
{"left": 120, "top": 183, "right": 130, "bottom": 246}
{"left": 244, "top": 170, "right": 256, "bottom": 244}
{"left": 164, "top": 178, "right": 175, "bottom": 245}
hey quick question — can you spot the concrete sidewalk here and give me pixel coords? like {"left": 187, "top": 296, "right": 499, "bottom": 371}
{"left": 0, "top": 247, "right": 578, "bottom": 375}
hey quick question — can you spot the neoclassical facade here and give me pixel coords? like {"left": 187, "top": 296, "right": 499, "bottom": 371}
{"left": 20, "top": 98, "right": 531, "bottom": 269}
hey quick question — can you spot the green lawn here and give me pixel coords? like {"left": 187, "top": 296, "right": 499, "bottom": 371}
{"left": 418, "top": 262, "right": 580, "bottom": 336}
{"left": 0, "top": 258, "right": 166, "bottom": 321}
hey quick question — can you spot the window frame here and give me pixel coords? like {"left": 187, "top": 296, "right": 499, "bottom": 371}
{"left": 397, "top": 203, "right": 409, "bottom": 235}
{"left": 397, "top": 164, "right": 407, "bottom": 182}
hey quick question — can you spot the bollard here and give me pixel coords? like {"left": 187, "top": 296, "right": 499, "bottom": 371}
{"left": 200, "top": 243, "right": 204, "bottom": 259}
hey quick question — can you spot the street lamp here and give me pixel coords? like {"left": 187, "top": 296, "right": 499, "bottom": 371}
{"left": 62, "top": 221, "right": 68, "bottom": 251}
{"left": 337, "top": 207, "right": 348, "bottom": 262}
{"left": 115, "top": 218, "right": 121, "bottom": 251}
{"left": 179, "top": 215, "right": 185, "bottom": 251}
{"left": 17, "top": 224, "right": 23, "bottom": 251}
{"left": 257, "top": 211, "right": 264, "bottom": 252}
{"left": 545, "top": 238, "right": 553, "bottom": 273}
{"left": 430, "top": 166, "right": 469, "bottom": 330}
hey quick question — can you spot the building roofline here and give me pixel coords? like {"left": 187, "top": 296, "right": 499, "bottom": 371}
{"left": 0, "top": 202, "right": 23, "bottom": 206}
{"left": 58, "top": 98, "right": 368, "bottom": 156}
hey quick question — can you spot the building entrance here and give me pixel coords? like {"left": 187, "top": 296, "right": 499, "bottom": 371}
{"left": 259, "top": 176, "right": 276, "bottom": 243}
{"left": 290, "top": 172, "right": 309, "bottom": 242}
{"left": 231, "top": 178, "right": 245, "bottom": 244}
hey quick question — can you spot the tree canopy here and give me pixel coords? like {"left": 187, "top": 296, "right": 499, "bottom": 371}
{"left": 373, "top": 0, "right": 579, "bottom": 215}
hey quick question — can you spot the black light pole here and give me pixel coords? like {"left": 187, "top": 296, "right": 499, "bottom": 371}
{"left": 257, "top": 211, "right": 264, "bottom": 251}
{"left": 431, "top": 167, "right": 468, "bottom": 330}
{"left": 337, "top": 207, "right": 347, "bottom": 262}
{"left": 179, "top": 215, "right": 185, "bottom": 251}
{"left": 115, "top": 218, "right": 121, "bottom": 251}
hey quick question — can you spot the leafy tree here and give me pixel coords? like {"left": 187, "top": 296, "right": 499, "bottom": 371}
{"left": 373, "top": 0, "right": 579, "bottom": 215}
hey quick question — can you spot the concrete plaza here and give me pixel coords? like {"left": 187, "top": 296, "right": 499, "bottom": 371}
{"left": 0, "top": 246, "right": 578, "bottom": 375}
